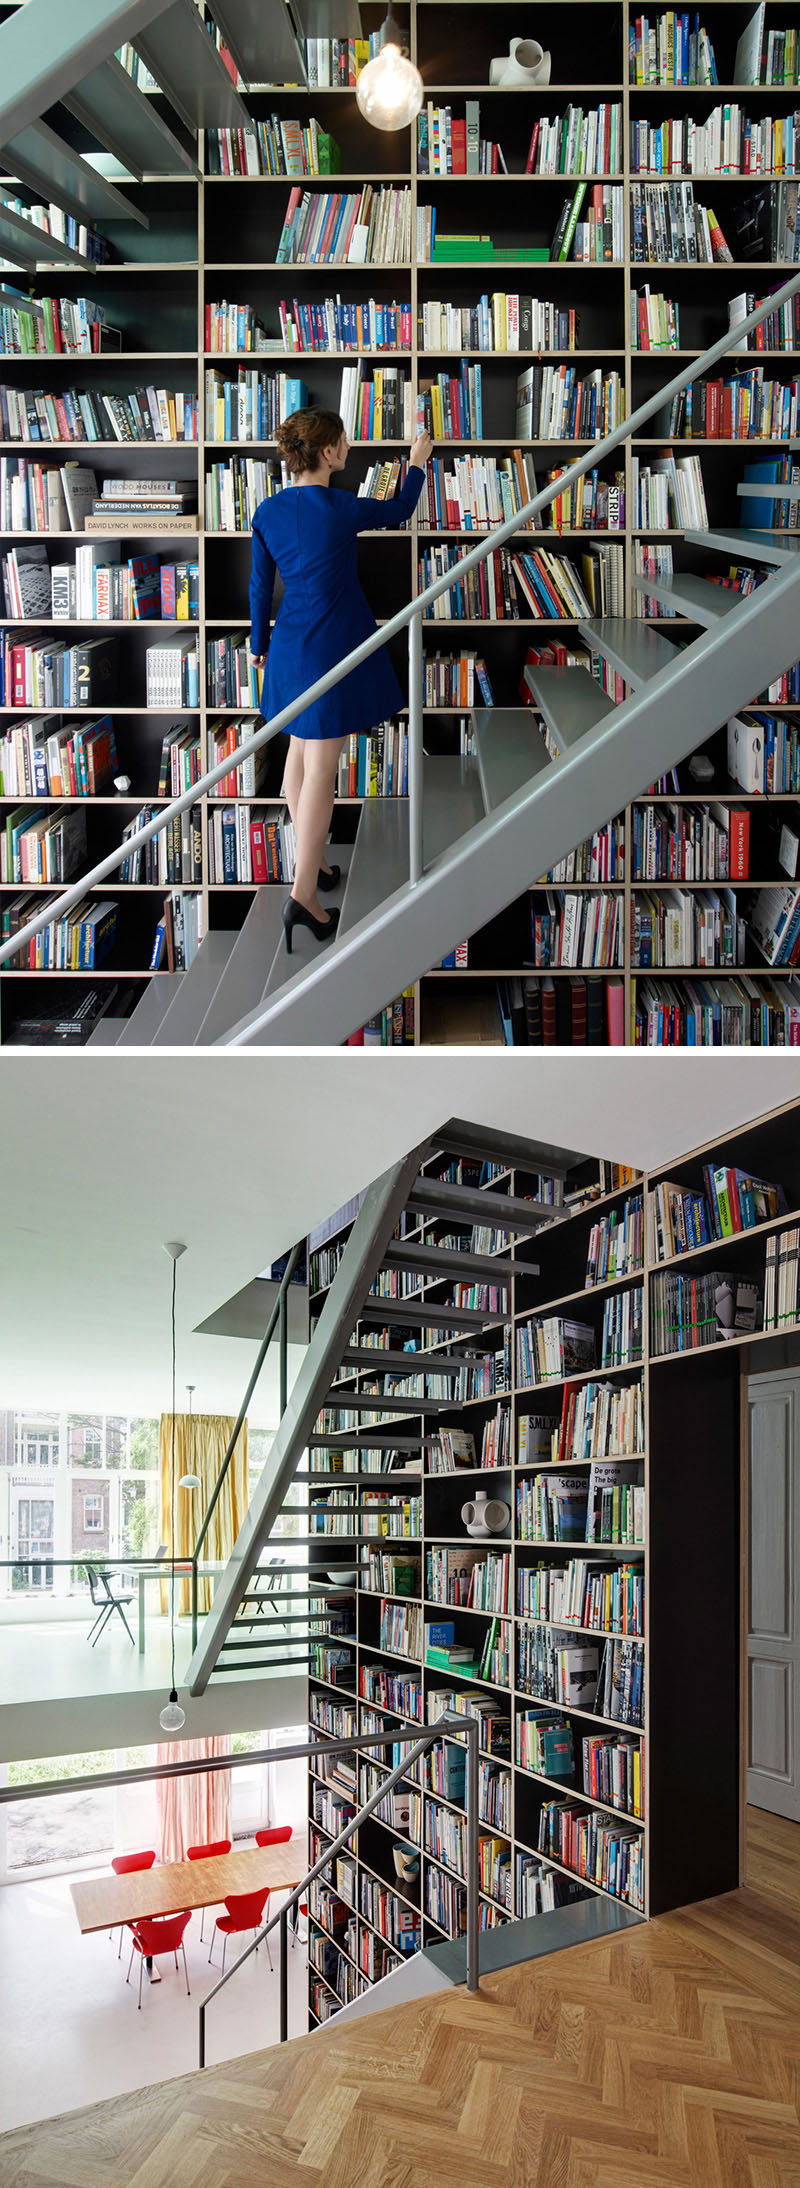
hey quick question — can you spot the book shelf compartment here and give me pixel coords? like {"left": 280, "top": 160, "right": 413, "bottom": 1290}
{"left": 303, "top": 1106, "right": 798, "bottom": 2021}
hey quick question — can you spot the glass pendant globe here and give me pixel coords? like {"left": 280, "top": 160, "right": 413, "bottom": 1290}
{"left": 159, "top": 1693, "right": 185, "bottom": 1732}
{"left": 355, "top": 42, "right": 423, "bottom": 130}
{"left": 179, "top": 1471, "right": 201, "bottom": 1489}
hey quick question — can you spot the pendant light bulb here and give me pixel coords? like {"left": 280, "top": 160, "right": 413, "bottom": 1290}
{"left": 179, "top": 1472, "right": 201, "bottom": 1489}
{"left": 356, "top": 9, "right": 422, "bottom": 130}
{"left": 159, "top": 1690, "right": 185, "bottom": 1733}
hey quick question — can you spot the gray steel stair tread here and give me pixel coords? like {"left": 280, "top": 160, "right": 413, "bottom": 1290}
{"left": 0, "top": 200, "right": 94, "bottom": 272}
{"left": 408, "top": 1177, "right": 563, "bottom": 1229}
{"left": 195, "top": 887, "right": 289, "bottom": 1043}
{"left": 317, "top": 1392, "right": 456, "bottom": 1412}
{"left": 261, "top": 846, "right": 350, "bottom": 1000}
{"left": 338, "top": 801, "right": 409, "bottom": 938}
{"left": 209, "top": 0, "right": 309, "bottom": 92}
{"left": 471, "top": 706, "right": 551, "bottom": 812}
{"left": 6, "top": 117, "right": 146, "bottom": 226}
{"left": 340, "top": 1346, "right": 480, "bottom": 1369}
{"left": 135, "top": 0, "right": 251, "bottom": 131}
{"left": 359, "top": 1299, "right": 495, "bottom": 1328}
{"left": 423, "top": 754, "right": 484, "bottom": 860}
{"left": 578, "top": 618, "right": 679, "bottom": 687}
{"left": 688, "top": 525, "right": 800, "bottom": 563}
{"left": 86, "top": 1016, "right": 127, "bottom": 1045}
{"left": 522, "top": 665, "right": 616, "bottom": 753}
{"left": 64, "top": 55, "right": 201, "bottom": 181}
{"left": 383, "top": 1239, "right": 516, "bottom": 1279}
{"left": 151, "top": 930, "right": 239, "bottom": 1047}
{"left": 629, "top": 570, "right": 739, "bottom": 623}
{"left": 116, "top": 974, "right": 183, "bottom": 1046}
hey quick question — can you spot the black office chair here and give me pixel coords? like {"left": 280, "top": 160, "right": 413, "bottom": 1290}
{"left": 84, "top": 1564, "right": 136, "bottom": 1647}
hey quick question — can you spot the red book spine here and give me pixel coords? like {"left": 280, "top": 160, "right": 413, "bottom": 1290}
{"left": 11, "top": 644, "right": 27, "bottom": 706}
{"left": 250, "top": 818, "right": 268, "bottom": 881}
{"left": 729, "top": 808, "right": 750, "bottom": 878}
{"left": 451, "top": 119, "right": 467, "bottom": 174}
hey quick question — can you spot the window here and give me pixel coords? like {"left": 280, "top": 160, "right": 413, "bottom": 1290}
{"left": 19, "top": 1423, "right": 58, "bottom": 1469}
{"left": 15, "top": 1496, "right": 54, "bottom": 1588}
{"left": 83, "top": 1495, "right": 103, "bottom": 1532}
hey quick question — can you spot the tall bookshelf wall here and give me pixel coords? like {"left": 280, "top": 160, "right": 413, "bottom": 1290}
{"left": 304, "top": 1101, "right": 800, "bottom": 2028}
{"left": 3, "top": 0, "right": 800, "bottom": 1042}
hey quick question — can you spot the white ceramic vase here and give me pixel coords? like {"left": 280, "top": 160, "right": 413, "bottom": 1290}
{"left": 489, "top": 37, "right": 551, "bottom": 86}
{"left": 461, "top": 1487, "right": 511, "bottom": 1538}
{"left": 393, "top": 1844, "right": 420, "bottom": 1880}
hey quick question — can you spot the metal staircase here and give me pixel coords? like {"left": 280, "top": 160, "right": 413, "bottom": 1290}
{"left": 78, "top": 520, "right": 800, "bottom": 1050}
{"left": 1, "top": 149, "right": 800, "bottom": 1038}
{"left": 187, "top": 1117, "right": 575, "bottom": 1694}
{"left": 0, "top": 0, "right": 258, "bottom": 251}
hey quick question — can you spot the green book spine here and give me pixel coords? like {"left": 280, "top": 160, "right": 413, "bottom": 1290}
{"left": 559, "top": 182, "right": 588, "bottom": 263}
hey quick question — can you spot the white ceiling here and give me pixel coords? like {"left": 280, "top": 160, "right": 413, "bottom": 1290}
{"left": 1, "top": 1050, "right": 798, "bottom": 1415}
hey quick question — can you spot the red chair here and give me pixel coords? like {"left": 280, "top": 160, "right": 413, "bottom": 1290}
{"left": 209, "top": 1886, "right": 271, "bottom": 1974}
{"left": 255, "top": 1824, "right": 293, "bottom": 1938}
{"left": 187, "top": 1837, "right": 232, "bottom": 1941}
{"left": 110, "top": 1849, "right": 157, "bottom": 1959}
{"left": 126, "top": 1910, "right": 192, "bottom": 2011}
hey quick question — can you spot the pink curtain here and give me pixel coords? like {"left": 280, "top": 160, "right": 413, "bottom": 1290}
{"left": 157, "top": 1735, "right": 232, "bottom": 1862}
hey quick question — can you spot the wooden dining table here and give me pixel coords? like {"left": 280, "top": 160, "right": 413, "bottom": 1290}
{"left": 70, "top": 1837, "right": 307, "bottom": 1934}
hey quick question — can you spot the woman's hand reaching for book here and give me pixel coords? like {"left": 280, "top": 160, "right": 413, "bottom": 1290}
{"left": 410, "top": 430, "right": 434, "bottom": 470}
{"left": 250, "top": 654, "right": 266, "bottom": 668}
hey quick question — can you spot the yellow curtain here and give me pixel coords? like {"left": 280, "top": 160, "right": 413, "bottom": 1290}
{"left": 159, "top": 1413, "right": 248, "bottom": 1615}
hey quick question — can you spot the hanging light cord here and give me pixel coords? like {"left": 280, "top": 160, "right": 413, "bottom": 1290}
{"left": 170, "top": 1253, "right": 177, "bottom": 1699}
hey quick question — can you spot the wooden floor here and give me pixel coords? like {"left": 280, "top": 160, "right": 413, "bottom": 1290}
{"left": 3, "top": 1809, "right": 799, "bottom": 2188}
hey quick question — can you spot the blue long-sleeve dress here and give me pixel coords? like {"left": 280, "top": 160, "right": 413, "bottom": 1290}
{"left": 249, "top": 464, "right": 425, "bottom": 741}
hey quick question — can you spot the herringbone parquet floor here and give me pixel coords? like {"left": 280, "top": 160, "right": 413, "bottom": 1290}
{"left": 2, "top": 1810, "right": 799, "bottom": 2188}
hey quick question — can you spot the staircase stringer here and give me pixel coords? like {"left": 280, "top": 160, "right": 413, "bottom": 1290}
{"left": 216, "top": 559, "right": 800, "bottom": 1047}
{"left": 186, "top": 1136, "right": 433, "bottom": 1695}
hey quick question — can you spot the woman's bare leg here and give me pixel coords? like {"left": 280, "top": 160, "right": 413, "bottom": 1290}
{"left": 282, "top": 736, "right": 305, "bottom": 835}
{"left": 291, "top": 735, "right": 346, "bottom": 921}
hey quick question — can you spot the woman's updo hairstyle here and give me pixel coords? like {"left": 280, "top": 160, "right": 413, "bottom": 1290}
{"left": 275, "top": 406, "right": 345, "bottom": 476}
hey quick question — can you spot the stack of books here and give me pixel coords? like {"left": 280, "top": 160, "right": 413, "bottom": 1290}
{"left": 86, "top": 478, "right": 198, "bottom": 535}
{"left": 425, "top": 1618, "right": 479, "bottom": 1677}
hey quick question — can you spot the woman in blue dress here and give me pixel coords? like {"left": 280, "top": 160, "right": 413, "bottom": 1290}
{"left": 249, "top": 405, "right": 433, "bottom": 952}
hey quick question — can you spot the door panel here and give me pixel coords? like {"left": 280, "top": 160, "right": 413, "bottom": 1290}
{"left": 747, "top": 1376, "right": 800, "bottom": 1822}
{"left": 749, "top": 1657, "right": 791, "bottom": 1780}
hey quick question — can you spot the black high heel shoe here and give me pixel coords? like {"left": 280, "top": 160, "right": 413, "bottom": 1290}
{"left": 283, "top": 897, "right": 340, "bottom": 955}
{"left": 318, "top": 864, "right": 341, "bottom": 893}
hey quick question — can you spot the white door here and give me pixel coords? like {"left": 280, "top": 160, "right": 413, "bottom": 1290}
{"left": 747, "top": 1370, "right": 800, "bottom": 1820}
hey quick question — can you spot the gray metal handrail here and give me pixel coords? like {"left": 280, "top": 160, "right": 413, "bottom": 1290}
{"left": 197, "top": 1706, "right": 480, "bottom": 2067}
{"left": 2, "top": 264, "right": 800, "bottom": 974}
{"left": 0, "top": 1704, "right": 481, "bottom": 2059}
{"left": 189, "top": 1238, "right": 303, "bottom": 1649}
